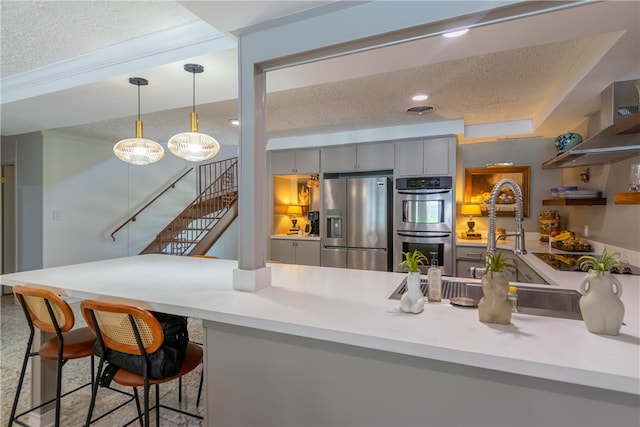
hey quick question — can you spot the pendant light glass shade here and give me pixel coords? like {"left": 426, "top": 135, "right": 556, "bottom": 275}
{"left": 113, "top": 77, "right": 164, "bottom": 165}
{"left": 113, "top": 121, "right": 165, "bottom": 165}
{"left": 168, "top": 64, "right": 220, "bottom": 162}
{"left": 168, "top": 112, "right": 220, "bottom": 161}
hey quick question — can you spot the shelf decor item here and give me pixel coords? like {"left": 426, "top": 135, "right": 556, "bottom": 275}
{"left": 399, "top": 250, "right": 427, "bottom": 314}
{"left": 554, "top": 132, "right": 582, "bottom": 153}
{"left": 578, "top": 248, "right": 625, "bottom": 336}
{"left": 461, "top": 204, "right": 482, "bottom": 238}
{"left": 287, "top": 205, "right": 303, "bottom": 234}
{"left": 478, "top": 251, "right": 514, "bottom": 325}
{"left": 464, "top": 166, "right": 530, "bottom": 217}
{"left": 538, "top": 209, "right": 560, "bottom": 242}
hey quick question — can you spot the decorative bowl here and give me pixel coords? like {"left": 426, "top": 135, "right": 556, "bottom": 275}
{"left": 555, "top": 132, "right": 582, "bottom": 153}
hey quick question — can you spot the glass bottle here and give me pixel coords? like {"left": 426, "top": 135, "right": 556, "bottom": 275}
{"left": 508, "top": 285, "right": 518, "bottom": 313}
{"left": 538, "top": 210, "right": 560, "bottom": 242}
{"left": 427, "top": 252, "right": 442, "bottom": 302}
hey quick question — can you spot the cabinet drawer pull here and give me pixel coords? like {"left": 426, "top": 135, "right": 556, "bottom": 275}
{"left": 465, "top": 252, "right": 483, "bottom": 258}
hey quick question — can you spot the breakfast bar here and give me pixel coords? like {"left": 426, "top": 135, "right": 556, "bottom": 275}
{"left": 1, "top": 254, "right": 638, "bottom": 426}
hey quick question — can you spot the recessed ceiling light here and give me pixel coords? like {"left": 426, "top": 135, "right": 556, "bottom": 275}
{"left": 412, "top": 93, "right": 429, "bottom": 101}
{"left": 443, "top": 28, "right": 469, "bottom": 38}
{"left": 229, "top": 118, "right": 240, "bottom": 126}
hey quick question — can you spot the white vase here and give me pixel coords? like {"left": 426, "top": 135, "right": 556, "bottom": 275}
{"left": 400, "top": 272, "right": 424, "bottom": 314}
{"left": 579, "top": 271, "right": 625, "bottom": 335}
{"left": 478, "top": 271, "right": 512, "bottom": 325}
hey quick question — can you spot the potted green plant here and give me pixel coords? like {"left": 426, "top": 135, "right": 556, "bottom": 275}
{"left": 478, "top": 251, "right": 514, "bottom": 325}
{"left": 578, "top": 247, "right": 621, "bottom": 275}
{"left": 399, "top": 249, "right": 428, "bottom": 273}
{"left": 577, "top": 247, "right": 625, "bottom": 335}
{"left": 399, "top": 250, "right": 427, "bottom": 314}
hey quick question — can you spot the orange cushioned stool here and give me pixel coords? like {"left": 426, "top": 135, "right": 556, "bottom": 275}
{"left": 81, "top": 299, "right": 203, "bottom": 426}
{"left": 9, "top": 285, "right": 96, "bottom": 427}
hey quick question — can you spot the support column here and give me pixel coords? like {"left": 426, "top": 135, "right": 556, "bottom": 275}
{"left": 233, "top": 39, "right": 271, "bottom": 292}
{"left": 27, "top": 331, "right": 57, "bottom": 426}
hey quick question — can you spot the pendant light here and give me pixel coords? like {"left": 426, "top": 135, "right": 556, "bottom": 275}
{"left": 113, "top": 77, "right": 165, "bottom": 165}
{"left": 167, "top": 64, "right": 221, "bottom": 162}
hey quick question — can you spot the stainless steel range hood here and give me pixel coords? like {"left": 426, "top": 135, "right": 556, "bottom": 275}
{"left": 543, "top": 80, "right": 640, "bottom": 169}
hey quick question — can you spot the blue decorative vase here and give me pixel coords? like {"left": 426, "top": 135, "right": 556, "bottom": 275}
{"left": 555, "top": 132, "right": 582, "bottom": 153}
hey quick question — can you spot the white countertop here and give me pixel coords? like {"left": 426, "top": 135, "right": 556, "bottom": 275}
{"left": 1, "top": 253, "right": 638, "bottom": 395}
{"left": 271, "top": 234, "right": 321, "bottom": 241}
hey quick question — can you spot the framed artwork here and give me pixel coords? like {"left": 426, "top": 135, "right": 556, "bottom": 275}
{"left": 298, "top": 183, "right": 310, "bottom": 209}
{"left": 464, "top": 166, "right": 530, "bottom": 217}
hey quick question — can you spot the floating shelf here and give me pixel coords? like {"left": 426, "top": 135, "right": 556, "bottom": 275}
{"left": 614, "top": 113, "right": 640, "bottom": 135}
{"left": 542, "top": 198, "right": 607, "bottom": 206}
{"left": 614, "top": 192, "right": 640, "bottom": 204}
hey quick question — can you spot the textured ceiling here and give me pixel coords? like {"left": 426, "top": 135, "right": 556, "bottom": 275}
{"left": 0, "top": 1, "right": 200, "bottom": 78}
{"left": 1, "top": 1, "right": 639, "bottom": 146}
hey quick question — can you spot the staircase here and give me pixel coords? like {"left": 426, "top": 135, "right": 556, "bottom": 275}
{"left": 140, "top": 157, "right": 238, "bottom": 256}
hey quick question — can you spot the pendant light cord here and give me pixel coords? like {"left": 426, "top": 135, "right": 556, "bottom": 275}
{"left": 192, "top": 70, "right": 196, "bottom": 113}
{"left": 137, "top": 82, "right": 141, "bottom": 121}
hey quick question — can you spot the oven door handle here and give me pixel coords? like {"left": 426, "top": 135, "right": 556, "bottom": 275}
{"left": 397, "top": 231, "right": 451, "bottom": 238}
{"left": 396, "top": 189, "right": 451, "bottom": 195}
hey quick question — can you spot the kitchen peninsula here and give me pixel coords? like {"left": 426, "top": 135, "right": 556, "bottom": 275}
{"left": 1, "top": 254, "right": 638, "bottom": 426}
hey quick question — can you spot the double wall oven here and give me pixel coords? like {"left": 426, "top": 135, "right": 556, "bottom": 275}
{"left": 394, "top": 176, "right": 453, "bottom": 275}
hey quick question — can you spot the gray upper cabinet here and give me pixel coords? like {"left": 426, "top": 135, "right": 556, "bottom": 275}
{"left": 271, "top": 149, "right": 319, "bottom": 174}
{"left": 395, "top": 137, "right": 452, "bottom": 177}
{"left": 321, "top": 142, "right": 394, "bottom": 173}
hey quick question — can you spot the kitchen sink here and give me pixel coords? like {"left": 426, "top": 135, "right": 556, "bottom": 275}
{"left": 389, "top": 279, "right": 582, "bottom": 320}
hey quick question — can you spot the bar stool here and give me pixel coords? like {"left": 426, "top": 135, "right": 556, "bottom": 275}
{"left": 81, "top": 299, "right": 203, "bottom": 426}
{"left": 9, "top": 285, "right": 96, "bottom": 427}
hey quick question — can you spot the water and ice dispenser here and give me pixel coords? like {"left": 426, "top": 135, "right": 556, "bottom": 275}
{"left": 326, "top": 209, "right": 342, "bottom": 239}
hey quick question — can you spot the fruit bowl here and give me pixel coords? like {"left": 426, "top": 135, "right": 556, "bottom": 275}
{"left": 551, "top": 240, "right": 592, "bottom": 252}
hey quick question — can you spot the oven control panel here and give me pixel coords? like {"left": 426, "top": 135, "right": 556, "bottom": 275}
{"left": 396, "top": 176, "right": 452, "bottom": 190}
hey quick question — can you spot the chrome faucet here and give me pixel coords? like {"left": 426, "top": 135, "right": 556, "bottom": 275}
{"left": 487, "top": 178, "right": 527, "bottom": 256}
{"left": 469, "top": 178, "right": 527, "bottom": 279}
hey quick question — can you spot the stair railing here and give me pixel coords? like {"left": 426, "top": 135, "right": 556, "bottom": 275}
{"left": 198, "top": 157, "right": 239, "bottom": 194}
{"left": 110, "top": 167, "right": 194, "bottom": 241}
{"left": 142, "top": 157, "right": 238, "bottom": 255}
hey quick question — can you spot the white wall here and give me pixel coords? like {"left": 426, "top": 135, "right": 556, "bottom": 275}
{"left": 562, "top": 154, "right": 640, "bottom": 252}
{"left": 457, "top": 138, "right": 640, "bottom": 252}
{"left": 7, "top": 127, "right": 636, "bottom": 269}
{"left": 206, "top": 219, "right": 239, "bottom": 260}
{"left": 41, "top": 130, "right": 238, "bottom": 267}
{"left": 1, "top": 132, "right": 44, "bottom": 271}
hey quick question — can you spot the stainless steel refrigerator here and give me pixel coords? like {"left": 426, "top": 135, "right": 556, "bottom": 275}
{"left": 322, "top": 175, "right": 392, "bottom": 271}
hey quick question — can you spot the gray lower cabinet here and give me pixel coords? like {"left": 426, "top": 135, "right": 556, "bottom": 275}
{"left": 271, "top": 239, "right": 320, "bottom": 266}
{"left": 514, "top": 257, "right": 548, "bottom": 284}
{"left": 455, "top": 245, "right": 517, "bottom": 282}
{"left": 455, "top": 246, "right": 485, "bottom": 278}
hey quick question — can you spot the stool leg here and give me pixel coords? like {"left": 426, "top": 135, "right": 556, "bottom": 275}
{"left": 85, "top": 358, "right": 105, "bottom": 426}
{"left": 129, "top": 387, "right": 143, "bottom": 427}
{"left": 155, "top": 384, "right": 160, "bottom": 427}
{"left": 54, "top": 357, "right": 63, "bottom": 427}
{"left": 196, "top": 367, "right": 204, "bottom": 408}
{"left": 8, "top": 330, "right": 35, "bottom": 426}
{"left": 143, "top": 378, "right": 150, "bottom": 426}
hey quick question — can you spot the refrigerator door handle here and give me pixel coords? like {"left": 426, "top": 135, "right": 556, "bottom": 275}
{"left": 347, "top": 247, "right": 387, "bottom": 252}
